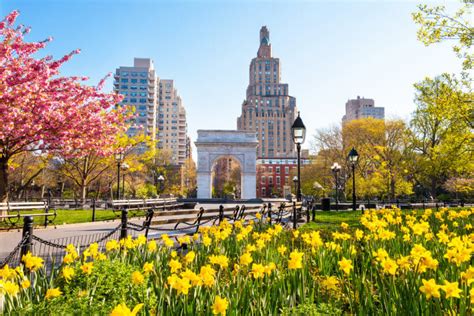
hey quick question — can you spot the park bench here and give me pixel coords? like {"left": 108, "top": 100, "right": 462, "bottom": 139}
{"left": 108, "top": 198, "right": 183, "bottom": 216}
{"left": 144, "top": 204, "right": 267, "bottom": 237}
{"left": 0, "top": 201, "right": 56, "bottom": 229}
{"left": 271, "top": 201, "right": 304, "bottom": 228}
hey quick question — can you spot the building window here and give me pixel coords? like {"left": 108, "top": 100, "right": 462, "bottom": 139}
{"left": 269, "top": 177, "right": 273, "bottom": 185}
{"left": 262, "top": 187, "right": 266, "bottom": 196}
{"left": 121, "top": 71, "right": 128, "bottom": 76}
{"left": 276, "top": 176, "right": 280, "bottom": 185}
{"left": 120, "top": 85, "right": 128, "bottom": 89}
{"left": 285, "top": 166, "right": 289, "bottom": 174}
{"left": 276, "top": 167, "right": 280, "bottom": 174}
{"left": 120, "top": 78, "right": 128, "bottom": 83}
{"left": 261, "top": 176, "right": 266, "bottom": 184}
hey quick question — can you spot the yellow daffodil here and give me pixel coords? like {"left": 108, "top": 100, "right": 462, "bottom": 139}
{"left": 212, "top": 295, "right": 229, "bottom": 315}
{"left": 62, "top": 266, "right": 75, "bottom": 282}
{"left": 45, "top": 288, "right": 62, "bottom": 300}
{"left": 288, "top": 250, "right": 303, "bottom": 270}
{"left": 419, "top": 279, "right": 440, "bottom": 299}
{"left": 185, "top": 251, "right": 196, "bottom": 264}
{"left": 321, "top": 276, "right": 339, "bottom": 291}
{"left": 168, "top": 259, "right": 182, "bottom": 273}
{"left": 251, "top": 263, "right": 265, "bottom": 279}
{"left": 110, "top": 302, "right": 143, "bottom": 316}
{"left": 80, "top": 262, "right": 93, "bottom": 275}
{"left": 441, "top": 280, "right": 461, "bottom": 299}
{"left": 338, "top": 258, "right": 353, "bottom": 275}
{"left": 239, "top": 252, "right": 253, "bottom": 266}
{"left": 21, "top": 252, "right": 43, "bottom": 272}
{"left": 143, "top": 262, "right": 154, "bottom": 274}
{"left": 21, "top": 279, "right": 31, "bottom": 289}
{"left": 131, "top": 271, "right": 145, "bottom": 285}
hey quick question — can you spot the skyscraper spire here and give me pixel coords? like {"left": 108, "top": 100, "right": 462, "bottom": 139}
{"left": 257, "top": 26, "right": 271, "bottom": 58}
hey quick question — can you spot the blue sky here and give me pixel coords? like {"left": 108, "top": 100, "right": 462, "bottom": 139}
{"left": 2, "top": 0, "right": 462, "bottom": 153}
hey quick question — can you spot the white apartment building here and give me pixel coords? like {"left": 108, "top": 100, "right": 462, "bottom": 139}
{"left": 114, "top": 58, "right": 189, "bottom": 165}
{"left": 342, "top": 96, "right": 385, "bottom": 123}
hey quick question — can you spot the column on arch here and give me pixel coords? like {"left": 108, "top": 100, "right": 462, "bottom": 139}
{"left": 241, "top": 150, "right": 257, "bottom": 199}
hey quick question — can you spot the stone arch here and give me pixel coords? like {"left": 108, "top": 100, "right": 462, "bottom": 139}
{"left": 195, "top": 130, "right": 258, "bottom": 199}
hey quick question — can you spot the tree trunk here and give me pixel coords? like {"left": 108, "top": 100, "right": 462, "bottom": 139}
{"left": 0, "top": 157, "right": 9, "bottom": 217}
{"left": 431, "top": 178, "right": 437, "bottom": 201}
{"left": 81, "top": 182, "right": 87, "bottom": 207}
{"left": 0, "top": 157, "right": 9, "bottom": 202}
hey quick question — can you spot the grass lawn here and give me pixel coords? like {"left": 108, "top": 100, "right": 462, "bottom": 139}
{"left": 300, "top": 210, "right": 363, "bottom": 233}
{"left": 0, "top": 209, "right": 147, "bottom": 229}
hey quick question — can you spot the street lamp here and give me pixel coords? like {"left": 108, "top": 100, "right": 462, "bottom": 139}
{"left": 121, "top": 162, "right": 129, "bottom": 199}
{"left": 291, "top": 112, "right": 306, "bottom": 202}
{"left": 157, "top": 175, "right": 165, "bottom": 196}
{"left": 347, "top": 147, "right": 359, "bottom": 211}
{"left": 115, "top": 152, "right": 124, "bottom": 200}
{"left": 331, "top": 162, "right": 341, "bottom": 211}
{"left": 292, "top": 176, "right": 298, "bottom": 199}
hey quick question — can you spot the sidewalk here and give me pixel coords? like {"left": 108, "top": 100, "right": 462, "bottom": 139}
{"left": 0, "top": 218, "right": 145, "bottom": 260}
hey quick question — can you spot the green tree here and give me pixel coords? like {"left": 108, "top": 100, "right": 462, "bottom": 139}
{"left": 410, "top": 74, "right": 473, "bottom": 198}
{"left": 412, "top": 1, "right": 473, "bottom": 70}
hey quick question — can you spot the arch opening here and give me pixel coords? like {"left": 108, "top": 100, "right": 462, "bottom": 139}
{"left": 211, "top": 156, "right": 242, "bottom": 199}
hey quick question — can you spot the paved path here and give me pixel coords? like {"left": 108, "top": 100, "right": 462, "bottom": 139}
{"left": 0, "top": 218, "right": 143, "bottom": 260}
{"left": 0, "top": 203, "right": 263, "bottom": 261}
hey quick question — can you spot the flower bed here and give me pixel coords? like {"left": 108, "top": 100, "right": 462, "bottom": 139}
{"left": 1, "top": 208, "right": 473, "bottom": 315}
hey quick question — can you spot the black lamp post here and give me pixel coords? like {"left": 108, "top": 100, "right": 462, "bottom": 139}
{"left": 292, "top": 176, "right": 298, "bottom": 199}
{"left": 347, "top": 147, "right": 359, "bottom": 211}
{"left": 331, "top": 162, "right": 341, "bottom": 212}
{"left": 115, "top": 152, "right": 124, "bottom": 200}
{"left": 157, "top": 175, "right": 165, "bottom": 196}
{"left": 291, "top": 112, "right": 306, "bottom": 202}
{"left": 121, "top": 162, "right": 129, "bottom": 199}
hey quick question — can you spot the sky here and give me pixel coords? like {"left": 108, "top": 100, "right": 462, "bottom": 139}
{"left": 1, "top": 0, "right": 464, "bottom": 154}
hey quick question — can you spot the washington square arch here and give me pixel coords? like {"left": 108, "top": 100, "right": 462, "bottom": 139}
{"left": 195, "top": 130, "right": 258, "bottom": 199}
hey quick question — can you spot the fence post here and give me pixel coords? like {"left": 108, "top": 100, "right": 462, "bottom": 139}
{"left": 293, "top": 201, "right": 297, "bottom": 230}
{"left": 267, "top": 203, "right": 272, "bottom": 225}
{"left": 312, "top": 201, "right": 316, "bottom": 222}
{"left": 218, "top": 205, "right": 224, "bottom": 224}
{"left": 120, "top": 209, "right": 128, "bottom": 240}
{"left": 92, "top": 198, "right": 96, "bottom": 222}
{"left": 306, "top": 201, "right": 310, "bottom": 223}
{"left": 44, "top": 189, "right": 52, "bottom": 228}
{"left": 144, "top": 209, "right": 154, "bottom": 238}
{"left": 20, "top": 216, "right": 34, "bottom": 259}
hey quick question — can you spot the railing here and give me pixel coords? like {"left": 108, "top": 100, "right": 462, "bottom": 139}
{"left": 0, "top": 202, "right": 308, "bottom": 269}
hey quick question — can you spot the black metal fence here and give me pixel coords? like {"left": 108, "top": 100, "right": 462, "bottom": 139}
{"left": 0, "top": 202, "right": 308, "bottom": 269}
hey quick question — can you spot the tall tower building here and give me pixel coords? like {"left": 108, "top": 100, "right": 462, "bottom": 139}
{"left": 158, "top": 79, "right": 189, "bottom": 165}
{"left": 237, "top": 26, "right": 297, "bottom": 158}
{"left": 114, "top": 58, "right": 158, "bottom": 140}
{"left": 342, "top": 96, "right": 385, "bottom": 123}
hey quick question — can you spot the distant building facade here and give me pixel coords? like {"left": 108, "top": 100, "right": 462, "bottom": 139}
{"left": 114, "top": 58, "right": 190, "bottom": 165}
{"left": 256, "top": 152, "right": 310, "bottom": 198}
{"left": 342, "top": 96, "right": 385, "bottom": 123}
{"left": 237, "top": 26, "right": 298, "bottom": 158}
{"left": 158, "top": 79, "right": 189, "bottom": 165}
{"left": 114, "top": 58, "right": 158, "bottom": 141}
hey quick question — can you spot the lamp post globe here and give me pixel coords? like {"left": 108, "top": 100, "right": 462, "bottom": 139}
{"left": 331, "top": 162, "right": 341, "bottom": 211}
{"left": 347, "top": 147, "right": 359, "bottom": 211}
{"left": 157, "top": 175, "right": 165, "bottom": 196}
{"left": 291, "top": 112, "right": 306, "bottom": 202}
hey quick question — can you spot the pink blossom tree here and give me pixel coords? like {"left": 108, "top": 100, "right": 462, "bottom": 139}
{"left": 0, "top": 10, "right": 127, "bottom": 202}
